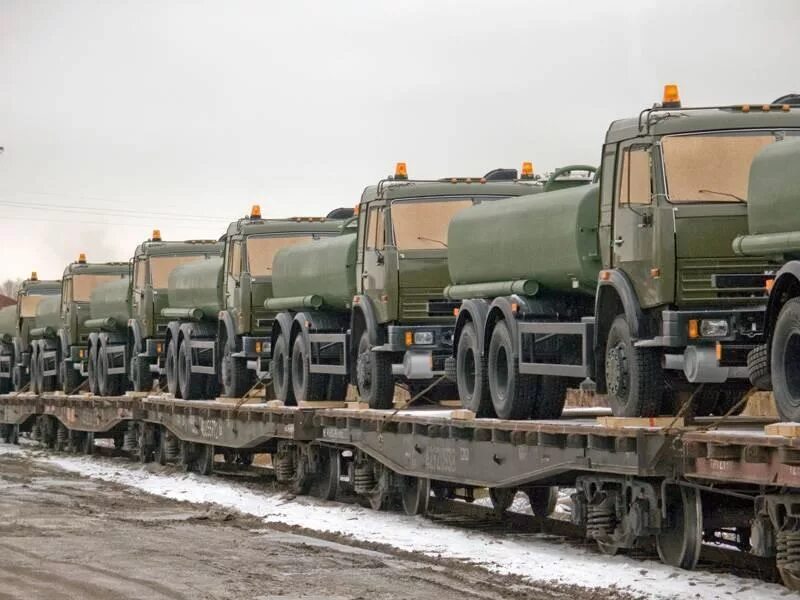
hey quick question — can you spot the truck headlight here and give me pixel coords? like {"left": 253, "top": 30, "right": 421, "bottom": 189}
{"left": 700, "top": 319, "right": 728, "bottom": 338}
{"left": 413, "top": 331, "right": 434, "bottom": 345}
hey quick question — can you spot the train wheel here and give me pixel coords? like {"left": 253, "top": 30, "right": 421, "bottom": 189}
{"left": 82, "top": 431, "right": 95, "bottom": 455}
{"left": 771, "top": 298, "right": 800, "bottom": 422}
{"left": 657, "top": 486, "right": 702, "bottom": 570}
{"left": 605, "top": 316, "right": 663, "bottom": 418}
{"left": 165, "top": 338, "right": 180, "bottom": 398}
{"left": 400, "top": 475, "right": 430, "bottom": 516}
{"left": 178, "top": 341, "right": 203, "bottom": 400}
{"left": 487, "top": 321, "right": 534, "bottom": 420}
{"left": 180, "top": 441, "right": 194, "bottom": 472}
{"left": 315, "top": 447, "right": 340, "bottom": 501}
{"left": 154, "top": 428, "right": 167, "bottom": 465}
{"left": 271, "top": 332, "right": 294, "bottom": 405}
{"left": 195, "top": 444, "right": 214, "bottom": 476}
{"left": 291, "top": 335, "right": 326, "bottom": 403}
{"left": 456, "top": 322, "right": 493, "bottom": 417}
{"left": 526, "top": 486, "right": 558, "bottom": 517}
{"left": 356, "top": 330, "right": 394, "bottom": 410}
{"left": 489, "top": 487, "right": 515, "bottom": 514}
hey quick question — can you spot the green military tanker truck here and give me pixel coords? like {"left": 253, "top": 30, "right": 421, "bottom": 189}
{"left": 30, "top": 255, "right": 130, "bottom": 395}
{"left": 732, "top": 138, "right": 800, "bottom": 421}
{"left": 4, "top": 274, "right": 62, "bottom": 392}
{"left": 160, "top": 206, "right": 353, "bottom": 400}
{"left": 81, "top": 232, "right": 222, "bottom": 396}
{"left": 447, "top": 86, "right": 793, "bottom": 420}
{"left": 266, "top": 164, "right": 573, "bottom": 408}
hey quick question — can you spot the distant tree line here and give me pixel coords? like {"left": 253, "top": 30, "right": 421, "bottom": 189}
{"left": 1, "top": 279, "right": 22, "bottom": 299}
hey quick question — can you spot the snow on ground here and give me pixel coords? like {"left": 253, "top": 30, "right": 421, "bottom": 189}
{"left": 1, "top": 443, "right": 786, "bottom": 599}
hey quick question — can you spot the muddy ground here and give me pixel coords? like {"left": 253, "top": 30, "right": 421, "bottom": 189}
{"left": 0, "top": 450, "right": 634, "bottom": 600}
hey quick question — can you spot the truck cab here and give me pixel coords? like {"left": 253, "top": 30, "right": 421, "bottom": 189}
{"left": 52, "top": 255, "right": 129, "bottom": 393}
{"left": 596, "top": 86, "right": 792, "bottom": 415}
{"left": 6, "top": 274, "right": 61, "bottom": 392}
{"left": 217, "top": 208, "right": 350, "bottom": 397}
{"left": 128, "top": 232, "right": 222, "bottom": 391}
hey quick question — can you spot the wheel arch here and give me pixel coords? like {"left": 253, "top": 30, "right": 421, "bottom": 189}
{"left": 453, "top": 299, "right": 490, "bottom": 358}
{"left": 766, "top": 264, "right": 800, "bottom": 345}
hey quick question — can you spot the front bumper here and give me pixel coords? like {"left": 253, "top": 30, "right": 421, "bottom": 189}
{"left": 377, "top": 325, "right": 454, "bottom": 380}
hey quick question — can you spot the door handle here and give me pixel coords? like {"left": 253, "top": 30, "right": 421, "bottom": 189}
{"left": 361, "top": 272, "right": 369, "bottom": 279}
{"left": 614, "top": 237, "right": 624, "bottom": 247}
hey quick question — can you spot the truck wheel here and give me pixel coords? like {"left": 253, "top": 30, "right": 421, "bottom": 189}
{"left": 605, "top": 316, "right": 662, "bottom": 417}
{"left": 30, "top": 345, "right": 40, "bottom": 394}
{"left": 131, "top": 355, "right": 153, "bottom": 393}
{"left": 87, "top": 343, "right": 99, "bottom": 395}
{"left": 12, "top": 365, "right": 26, "bottom": 392}
{"left": 531, "top": 376, "right": 568, "bottom": 419}
{"left": 98, "top": 345, "right": 123, "bottom": 396}
{"left": 271, "top": 333, "right": 295, "bottom": 405}
{"left": 771, "top": 298, "right": 800, "bottom": 421}
{"left": 747, "top": 344, "right": 771, "bottom": 391}
{"left": 178, "top": 341, "right": 204, "bottom": 400}
{"left": 165, "top": 338, "right": 180, "bottom": 398}
{"left": 487, "top": 320, "right": 535, "bottom": 420}
{"left": 456, "top": 322, "right": 493, "bottom": 417}
{"left": 291, "top": 335, "right": 326, "bottom": 402}
{"left": 326, "top": 375, "right": 349, "bottom": 402}
{"left": 221, "top": 343, "right": 252, "bottom": 398}
{"left": 38, "top": 349, "right": 56, "bottom": 393}
{"left": 61, "top": 360, "right": 81, "bottom": 394}
{"left": 356, "top": 330, "right": 394, "bottom": 409}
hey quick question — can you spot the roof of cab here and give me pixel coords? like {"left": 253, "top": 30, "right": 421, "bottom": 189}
{"left": 225, "top": 217, "right": 346, "bottom": 238}
{"left": 134, "top": 239, "right": 222, "bottom": 258}
{"left": 606, "top": 106, "right": 800, "bottom": 143}
{"left": 359, "top": 179, "right": 541, "bottom": 205}
{"left": 63, "top": 261, "right": 130, "bottom": 277}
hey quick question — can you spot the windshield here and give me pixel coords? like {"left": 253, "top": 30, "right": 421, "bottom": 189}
{"left": 662, "top": 130, "right": 800, "bottom": 203}
{"left": 391, "top": 198, "right": 475, "bottom": 250}
{"left": 246, "top": 235, "right": 324, "bottom": 276}
{"left": 150, "top": 255, "right": 206, "bottom": 288}
{"left": 72, "top": 274, "right": 125, "bottom": 302}
{"left": 20, "top": 295, "right": 44, "bottom": 318}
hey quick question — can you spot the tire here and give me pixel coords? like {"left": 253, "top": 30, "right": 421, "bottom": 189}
{"left": 165, "top": 338, "right": 180, "bottom": 398}
{"left": 12, "top": 364, "right": 26, "bottom": 392}
{"left": 747, "top": 344, "right": 771, "bottom": 391}
{"left": 221, "top": 339, "right": 252, "bottom": 398}
{"left": 30, "top": 345, "right": 40, "bottom": 395}
{"left": 355, "top": 329, "right": 394, "bottom": 409}
{"left": 98, "top": 345, "right": 123, "bottom": 396}
{"left": 531, "top": 376, "right": 568, "bottom": 419}
{"left": 61, "top": 360, "right": 82, "bottom": 394}
{"left": 131, "top": 355, "right": 153, "bottom": 393}
{"left": 771, "top": 298, "right": 800, "bottom": 421}
{"left": 271, "top": 333, "right": 294, "bottom": 405}
{"left": 38, "top": 349, "right": 56, "bottom": 393}
{"left": 178, "top": 341, "right": 204, "bottom": 400}
{"left": 87, "top": 343, "right": 99, "bottom": 395}
{"left": 487, "top": 320, "right": 535, "bottom": 420}
{"left": 326, "top": 375, "right": 349, "bottom": 402}
{"left": 291, "top": 335, "right": 326, "bottom": 403}
{"left": 604, "top": 316, "right": 663, "bottom": 417}
{"left": 456, "top": 322, "right": 493, "bottom": 417}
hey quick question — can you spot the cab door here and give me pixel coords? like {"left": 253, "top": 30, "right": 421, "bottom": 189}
{"left": 223, "top": 237, "right": 244, "bottom": 334}
{"left": 611, "top": 142, "right": 660, "bottom": 308}
{"left": 359, "top": 204, "right": 390, "bottom": 322}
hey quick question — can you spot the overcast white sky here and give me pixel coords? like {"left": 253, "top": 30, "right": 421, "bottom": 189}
{"left": 1, "top": 0, "right": 798, "bottom": 281}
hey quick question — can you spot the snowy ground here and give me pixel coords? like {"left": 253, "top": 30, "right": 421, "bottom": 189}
{"left": 0, "top": 443, "right": 788, "bottom": 599}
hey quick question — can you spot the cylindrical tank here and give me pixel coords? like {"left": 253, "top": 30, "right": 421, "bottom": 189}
{"left": 168, "top": 256, "right": 223, "bottom": 318}
{"left": 35, "top": 295, "right": 62, "bottom": 331}
{"left": 271, "top": 234, "right": 357, "bottom": 310}
{"left": 447, "top": 184, "right": 601, "bottom": 295}
{"left": 745, "top": 139, "right": 800, "bottom": 236}
{"left": 89, "top": 277, "right": 130, "bottom": 326}
{"left": 0, "top": 305, "right": 15, "bottom": 340}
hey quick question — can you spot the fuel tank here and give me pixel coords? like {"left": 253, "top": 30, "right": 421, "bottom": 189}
{"left": 271, "top": 233, "right": 357, "bottom": 310}
{"left": 447, "top": 184, "right": 601, "bottom": 295}
{"left": 167, "top": 256, "right": 224, "bottom": 318}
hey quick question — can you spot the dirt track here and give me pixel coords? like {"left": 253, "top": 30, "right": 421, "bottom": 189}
{"left": 0, "top": 449, "right": 632, "bottom": 600}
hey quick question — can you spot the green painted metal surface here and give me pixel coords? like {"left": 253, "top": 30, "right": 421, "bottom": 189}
{"left": 34, "top": 295, "right": 61, "bottom": 331}
{"left": 0, "top": 306, "right": 15, "bottom": 340}
{"left": 447, "top": 184, "right": 602, "bottom": 295}
{"left": 167, "top": 256, "right": 224, "bottom": 318}
{"left": 89, "top": 277, "right": 131, "bottom": 328}
{"left": 271, "top": 234, "right": 357, "bottom": 310}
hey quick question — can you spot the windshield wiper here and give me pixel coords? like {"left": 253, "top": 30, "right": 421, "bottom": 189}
{"left": 417, "top": 236, "right": 448, "bottom": 248}
{"left": 698, "top": 189, "right": 746, "bottom": 203}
